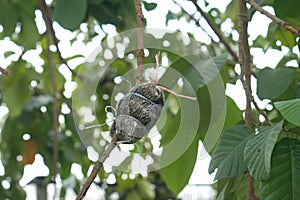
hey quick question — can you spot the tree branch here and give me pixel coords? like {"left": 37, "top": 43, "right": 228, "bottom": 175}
{"left": 38, "top": 0, "right": 60, "bottom": 198}
{"left": 0, "top": 67, "right": 11, "bottom": 76}
{"left": 246, "top": 0, "right": 300, "bottom": 36}
{"left": 76, "top": 135, "right": 118, "bottom": 200}
{"left": 171, "top": 0, "right": 215, "bottom": 43}
{"left": 37, "top": 0, "right": 82, "bottom": 80}
{"left": 251, "top": 97, "right": 271, "bottom": 126}
{"left": 134, "top": 0, "right": 144, "bottom": 85}
{"left": 238, "top": 0, "right": 258, "bottom": 199}
{"left": 190, "top": 0, "right": 239, "bottom": 62}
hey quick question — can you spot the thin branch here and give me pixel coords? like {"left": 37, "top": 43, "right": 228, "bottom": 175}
{"left": 76, "top": 135, "right": 118, "bottom": 200}
{"left": 171, "top": 0, "right": 215, "bottom": 42}
{"left": 134, "top": 0, "right": 144, "bottom": 85}
{"left": 246, "top": 0, "right": 300, "bottom": 36}
{"left": 38, "top": 0, "right": 59, "bottom": 198}
{"left": 0, "top": 67, "right": 11, "bottom": 76}
{"left": 190, "top": 0, "right": 239, "bottom": 62}
{"left": 238, "top": 0, "right": 258, "bottom": 199}
{"left": 238, "top": 0, "right": 252, "bottom": 127}
{"left": 37, "top": 1, "right": 82, "bottom": 80}
{"left": 251, "top": 97, "right": 271, "bottom": 125}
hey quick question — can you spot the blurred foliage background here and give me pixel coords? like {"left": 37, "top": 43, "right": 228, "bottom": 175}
{"left": 0, "top": 0, "right": 299, "bottom": 199}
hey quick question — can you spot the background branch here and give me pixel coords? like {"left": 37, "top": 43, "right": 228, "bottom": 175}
{"left": 238, "top": 0, "right": 257, "bottom": 199}
{"left": 134, "top": 0, "right": 145, "bottom": 85}
{"left": 0, "top": 67, "right": 11, "bottom": 76}
{"left": 38, "top": 0, "right": 60, "bottom": 198}
{"left": 246, "top": 0, "right": 300, "bottom": 36}
{"left": 38, "top": 0, "right": 82, "bottom": 80}
{"left": 191, "top": 0, "right": 239, "bottom": 62}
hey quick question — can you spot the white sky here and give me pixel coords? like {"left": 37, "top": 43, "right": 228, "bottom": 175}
{"left": 0, "top": 0, "right": 299, "bottom": 199}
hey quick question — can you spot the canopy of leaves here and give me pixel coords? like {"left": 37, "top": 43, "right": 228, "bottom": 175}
{"left": 0, "top": 0, "right": 299, "bottom": 199}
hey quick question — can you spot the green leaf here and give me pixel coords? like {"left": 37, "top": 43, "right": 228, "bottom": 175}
{"left": 4, "top": 51, "right": 15, "bottom": 59}
{"left": 274, "top": 98, "right": 300, "bottom": 126}
{"left": 0, "top": 1, "right": 18, "bottom": 36}
{"left": 223, "top": 96, "right": 242, "bottom": 131}
{"left": 161, "top": 136, "right": 199, "bottom": 195}
{"left": 224, "top": 0, "right": 238, "bottom": 28}
{"left": 252, "top": 35, "right": 269, "bottom": 52}
{"left": 244, "top": 121, "right": 283, "bottom": 180}
{"left": 54, "top": 0, "right": 87, "bottom": 31}
{"left": 0, "top": 61, "right": 39, "bottom": 116}
{"left": 143, "top": 2, "right": 157, "bottom": 11}
{"left": 261, "top": 138, "right": 300, "bottom": 200}
{"left": 17, "top": 14, "right": 39, "bottom": 49}
{"left": 209, "top": 125, "right": 253, "bottom": 180}
{"left": 184, "top": 54, "right": 228, "bottom": 90}
{"left": 125, "top": 191, "right": 142, "bottom": 200}
{"left": 274, "top": 27, "right": 296, "bottom": 49}
{"left": 137, "top": 179, "right": 155, "bottom": 199}
{"left": 159, "top": 110, "right": 181, "bottom": 146}
{"left": 274, "top": 0, "right": 300, "bottom": 27}
{"left": 257, "top": 67, "right": 294, "bottom": 100}
{"left": 215, "top": 175, "right": 260, "bottom": 200}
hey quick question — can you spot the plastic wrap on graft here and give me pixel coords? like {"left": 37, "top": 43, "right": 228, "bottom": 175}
{"left": 110, "top": 83, "right": 164, "bottom": 143}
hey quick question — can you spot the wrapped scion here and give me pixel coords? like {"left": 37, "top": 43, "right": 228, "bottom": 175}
{"left": 110, "top": 82, "right": 164, "bottom": 143}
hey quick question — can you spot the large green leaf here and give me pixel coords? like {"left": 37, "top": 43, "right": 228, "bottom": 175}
{"left": 209, "top": 125, "right": 253, "bottom": 180}
{"left": 0, "top": 1, "right": 18, "bottom": 36}
{"left": 161, "top": 136, "right": 199, "bottom": 195}
{"left": 54, "top": 0, "right": 87, "bottom": 31}
{"left": 257, "top": 67, "right": 294, "bottom": 100}
{"left": 274, "top": 98, "right": 300, "bottom": 126}
{"left": 261, "top": 138, "right": 300, "bottom": 200}
{"left": 244, "top": 121, "right": 283, "bottom": 180}
{"left": 274, "top": 0, "right": 300, "bottom": 27}
{"left": 184, "top": 54, "right": 228, "bottom": 90}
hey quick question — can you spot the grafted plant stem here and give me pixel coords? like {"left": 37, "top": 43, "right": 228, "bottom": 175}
{"left": 76, "top": 135, "right": 118, "bottom": 200}
{"left": 134, "top": 0, "right": 144, "bottom": 84}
